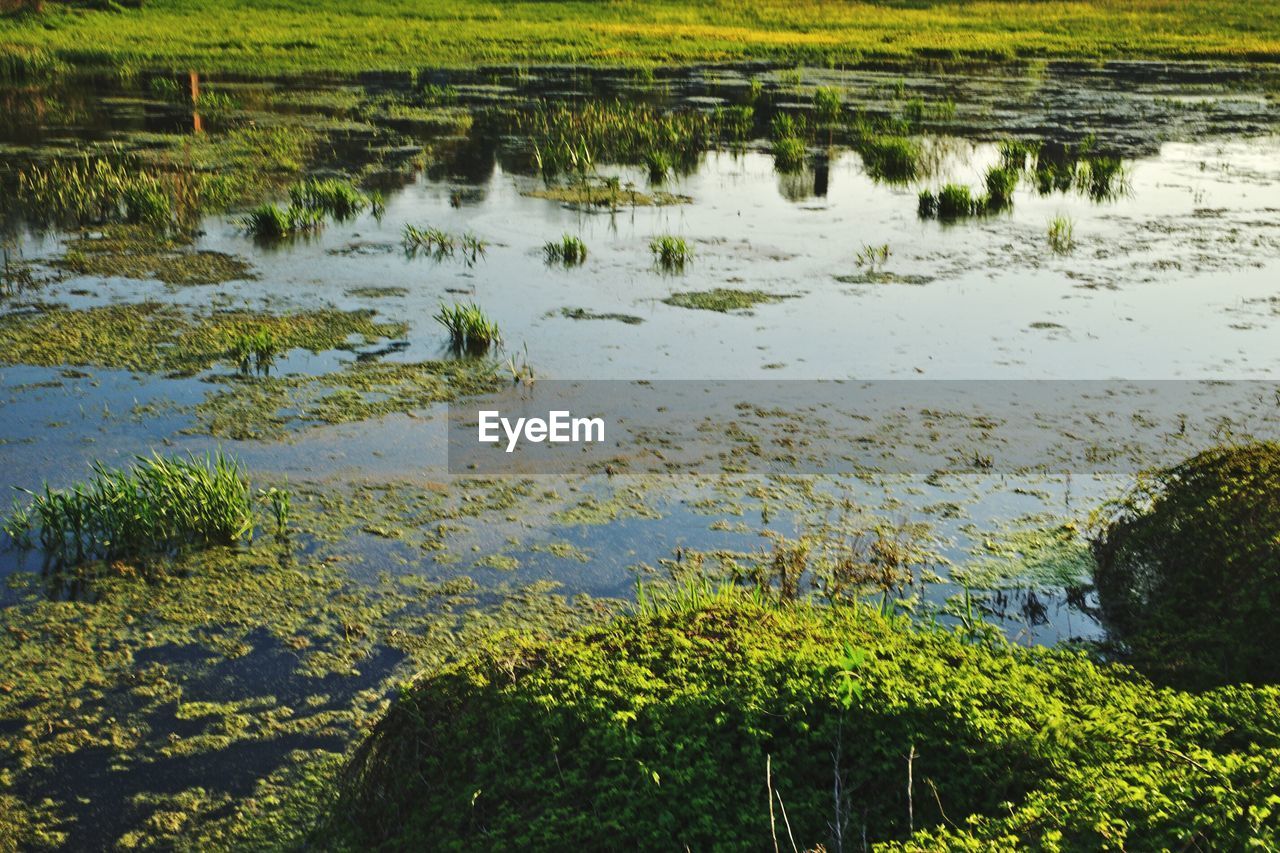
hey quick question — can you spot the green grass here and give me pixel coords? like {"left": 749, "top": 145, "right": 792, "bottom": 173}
{"left": 7, "top": 0, "right": 1274, "bottom": 78}
{"left": 649, "top": 235, "right": 693, "bottom": 272}
{"left": 543, "top": 234, "right": 588, "bottom": 266}
{"left": 434, "top": 302, "right": 500, "bottom": 354}
{"left": 4, "top": 1, "right": 1278, "bottom": 76}
{"left": 3, "top": 452, "right": 258, "bottom": 566}
{"left": 287, "top": 177, "right": 369, "bottom": 221}
{"left": 1048, "top": 214, "right": 1076, "bottom": 254}
{"left": 332, "top": 590, "right": 1280, "bottom": 849}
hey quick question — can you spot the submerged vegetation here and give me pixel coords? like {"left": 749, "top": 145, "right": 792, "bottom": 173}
{"left": 335, "top": 590, "right": 1280, "bottom": 850}
{"left": 3, "top": 453, "right": 258, "bottom": 567}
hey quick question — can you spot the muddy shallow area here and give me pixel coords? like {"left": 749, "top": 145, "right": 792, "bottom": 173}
{"left": 1, "top": 61, "right": 1279, "bottom": 846}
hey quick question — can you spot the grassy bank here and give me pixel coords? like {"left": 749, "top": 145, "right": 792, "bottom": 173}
{"left": 2, "top": 0, "right": 1279, "bottom": 77}
{"left": 333, "top": 590, "right": 1280, "bottom": 849}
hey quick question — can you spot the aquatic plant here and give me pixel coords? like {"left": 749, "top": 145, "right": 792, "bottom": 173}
{"left": 1047, "top": 214, "right": 1075, "bottom": 253}
{"left": 983, "top": 164, "right": 1019, "bottom": 210}
{"left": 1093, "top": 442, "right": 1280, "bottom": 688}
{"left": 543, "top": 234, "right": 588, "bottom": 266}
{"left": 288, "top": 177, "right": 369, "bottom": 220}
{"left": 769, "top": 112, "right": 804, "bottom": 141}
{"left": 644, "top": 150, "right": 671, "bottom": 183}
{"left": 855, "top": 243, "right": 891, "bottom": 271}
{"left": 662, "top": 288, "right": 785, "bottom": 312}
{"left": 402, "top": 224, "right": 455, "bottom": 258}
{"left": 434, "top": 302, "right": 500, "bottom": 353}
{"left": 918, "top": 183, "right": 981, "bottom": 219}
{"left": 649, "top": 235, "right": 693, "bottom": 272}
{"left": 459, "top": 233, "right": 488, "bottom": 266}
{"left": 713, "top": 104, "right": 754, "bottom": 141}
{"left": 336, "top": 589, "right": 1280, "bottom": 850}
{"left": 518, "top": 101, "right": 710, "bottom": 177}
{"left": 228, "top": 327, "right": 280, "bottom": 374}
{"left": 812, "top": 86, "right": 842, "bottom": 125}
{"left": 772, "top": 136, "right": 805, "bottom": 173}
{"left": 241, "top": 202, "right": 324, "bottom": 240}
{"left": 3, "top": 452, "right": 256, "bottom": 566}
{"left": 857, "top": 135, "right": 920, "bottom": 182}
{"left": 259, "top": 485, "right": 290, "bottom": 537}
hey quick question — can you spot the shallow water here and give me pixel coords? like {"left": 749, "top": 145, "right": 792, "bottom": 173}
{"left": 1, "top": 61, "right": 1278, "bottom": 846}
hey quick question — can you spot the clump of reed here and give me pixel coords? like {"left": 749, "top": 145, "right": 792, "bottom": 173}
{"left": 1000, "top": 136, "right": 1129, "bottom": 203}
{"left": 543, "top": 234, "right": 588, "bottom": 267}
{"left": 772, "top": 137, "right": 806, "bottom": 173}
{"left": 917, "top": 170, "right": 1018, "bottom": 221}
{"left": 713, "top": 105, "right": 755, "bottom": 142}
{"left": 435, "top": 302, "right": 501, "bottom": 353}
{"left": 855, "top": 243, "right": 891, "bottom": 271}
{"left": 228, "top": 327, "right": 280, "bottom": 374}
{"left": 2, "top": 452, "right": 259, "bottom": 567}
{"left": 241, "top": 202, "right": 324, "bottom": 240}
{"left": 644, "top": 150, "right": 672, "bottom": 184}
{"left": 9, "top": 154, "right": 215, "bottom": 230}
{"left": 856, "top": 135, "right": 920, "bottom": 183}
{"left": 812, "top": 86, "right": 842, "bottom": 126}
{"left": 288, "top": 177, "right": 369, "bottom": 221}
{"left": 403, "top": 225, "right": 488, "bottom": 266}
{"left": 518, "top": 101, "right": 711, "bottom": 178}
{"left": 650, "top": 235, "right": 693, "bottom": 272}
{"left": 1048, "top": 215, "right": 1076, "bottom": 254}
{"left": 983, "top": 164, "right": 1020, "bottom": 211}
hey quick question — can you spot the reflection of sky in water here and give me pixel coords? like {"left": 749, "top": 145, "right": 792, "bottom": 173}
{"left": 2, "top": 67, "right": 1279, "bottom": 645}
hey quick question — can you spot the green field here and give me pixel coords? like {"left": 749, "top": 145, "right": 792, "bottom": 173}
{"left": 3, "top": 0, "right": 1279, "bottom": 76}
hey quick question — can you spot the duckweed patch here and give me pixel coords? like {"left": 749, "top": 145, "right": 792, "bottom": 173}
{"left": 662, "top": 288, "right": 788, "bottom": 313}
{"left": 0, "top": 303, "right": 405, "bottom": 375}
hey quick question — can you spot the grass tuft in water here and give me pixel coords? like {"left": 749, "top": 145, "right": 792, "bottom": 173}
{"left": 241, "top": 203, "right": 324, "bottom": 240}
{"left": 1048, "top": 215, "right": 1076, "bottom": 254}
{"left": 288, "top": 177, "right": 369, "bottom": 221}
{"left": 649, "top": 235, "right": 693, "bottom": 272}
{"left": 434, "top": 302, "right": 501, "bottom": 354}
{"left": 856, "top": 135, "right": 920, "bottom": 183}
{"left": 543, "top": 234, "right": 588, "bottom": 267}
{"left": 772, "top": 137, "right": 805, "bottom": 173}
{"left": 4, "top": 452, "right": 258, "bottom": 567}
{"left": 228, "top": 327, "right": 280, "bottom": 375}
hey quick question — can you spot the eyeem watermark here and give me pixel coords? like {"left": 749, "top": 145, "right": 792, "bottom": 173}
{"left": 478, "top": 410, "right": 605, "bottom": 452}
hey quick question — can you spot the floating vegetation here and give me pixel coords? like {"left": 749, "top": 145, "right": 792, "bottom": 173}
{"left": 663, "top": 288, "right": 786, "bottom": 313}
{"left": 1048, "top": 214, "right": 1076, "bottom": 254}
{"left": 3, "top": 452, "right": 256, "bottom": 567}
{"left": 435, "top": 302, "right": 501, "bottom": 354}
{"left": 649, "top": 235, "right": 693, "bottom": 272}
{"left": 52, "top": 226, "right": 254, "bottom": 285}
{"left": 524, "top": 179, "right": 690, "bottom": 209}
{"left": 543, "top": 234, "right": 588, "bottom": 266}
{"left": 560, "top": 307, "right": 643, "bottom": 325}
{"left": 241, "top": 202, "right": 325, "bottom": 240}
{"left": 0, "top": 303, "right": 405, "bottom": 375}
{"left": 856, "top": 135, "right": 920, "bottom": 182}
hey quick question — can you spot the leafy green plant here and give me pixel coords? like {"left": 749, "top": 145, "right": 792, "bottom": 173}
{"left": 856, "top": 135, "right": 920, "bottom": 183}
{"left": 333, "top": 590, "right": 1280, "bottom": 851}
{"left": 543, "top": 234, "right": 588, "bottom": 266}
{"left": 288, "top": 177, "right": 369, "bottom": 220}
{"left": 434, "top": 302, "right": 500, "bottom": 353}
{"left": 3, "top": 453, "right": 258, "bottom": 567}
{"left": 918, "top": 183, "right": 982, "bottom": 219}
{"left": 812, "top": 86, "right": 842, "bottom": 125}
{"left": 241, "top": 202, "right": 324, "bottom": 240}
{"left": 1092, "top": 442, "right": 1280, "bottom": 687}
{"left": 983, "top": 164, "right": 1019, "bottom": 210}
{"left": 649, "top": 235, "right": 692, "bottom": 272}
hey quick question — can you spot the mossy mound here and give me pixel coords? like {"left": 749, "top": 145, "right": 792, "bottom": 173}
{"left": 1093, "top": 441, "right": 1280, "bottom": 688}
{"left": 331, "top": 594, "right": 1280, "bottom": 850}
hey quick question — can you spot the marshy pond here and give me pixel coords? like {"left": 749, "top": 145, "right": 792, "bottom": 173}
{"left": 1, "top": 62, "right": 1279, "bottom": 846}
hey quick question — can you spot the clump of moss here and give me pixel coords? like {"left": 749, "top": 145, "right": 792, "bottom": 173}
{"left": 663, "top": 288, "right": 786, "bottom": 313}
{"left": 334, "top": 592, "right": 1280, "bottom": 850}
{"left": 1093, "top": 442, "right": 1280, "bottom": 687}
{"left": 0, "top": 303, "right": 405, "bottom": 375}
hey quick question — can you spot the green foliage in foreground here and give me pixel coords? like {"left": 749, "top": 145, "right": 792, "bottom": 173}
{"left": 332, "top": 592, "right": 1280, "bottom": 850}
{"left": 2, "top": 0, "right": 1278, "bottom": 76}
{"left": 1094, "top": 441, "right": 1280, "bottom": 689}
